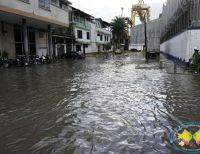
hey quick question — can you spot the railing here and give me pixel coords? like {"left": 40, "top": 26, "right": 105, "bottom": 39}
{"left": 96, "top": 28, "right": 111, "bottom": 35}
{"left": 73, "top": 22, "right": 91, "bottom": 29}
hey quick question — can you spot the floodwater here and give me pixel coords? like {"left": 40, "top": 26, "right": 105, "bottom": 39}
{"left": 0, "top": 53, "right": 200, "bottom": 154}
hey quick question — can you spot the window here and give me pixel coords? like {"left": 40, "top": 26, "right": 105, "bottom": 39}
{"left": 100, "top": 35, "right": 102, "bottom": 41}
{"left": 14, "top": 26, "right": 24, "bottom": 55}
{"left": 76, "top": 45, "right": 81, "bottom": 52}
{"left": 28, "top": 28, "right": 36, "bottom": 55}
{"left": 96, "top": 21, "right": 101, "bottom": 28}
{"left": 39, "top": 0, "right": 50, "bottom": 10}
{"left": 104, "top": 36, "right": 106, "bottom": 42}
{"left": 51, "top": 0, "right": 58, "bottom": 6}
{"left": 77, "top": 30, "right": 82, "bottom": 39}
{"left": 97, "top": 34, "right": 102, "bottom": 41}
{"left": 80, "top": 17, "right": 85, "bottom": 24}
{"left": 14, "top": 26, "right": 36, "bottom": 55}
{"left": 87, "top": 32, "right": 90, "bottom": 40}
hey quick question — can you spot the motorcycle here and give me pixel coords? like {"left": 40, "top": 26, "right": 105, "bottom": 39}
{"left": 29, "top": 55, "right": 41, "bottom": 65}
{"left": 16, "top": 55, "right": 29, "bottom": 67}
{"left": 40, "top": 55, "right": 51, "bottom": 64}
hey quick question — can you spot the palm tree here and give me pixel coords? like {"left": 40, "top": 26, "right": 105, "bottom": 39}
{"left": 111, "top": 16, "right": 128, "bottom": 50}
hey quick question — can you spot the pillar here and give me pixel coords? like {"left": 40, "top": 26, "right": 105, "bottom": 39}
{"left": 48, "top": 24, "right": 52, "bottom": 58}
{"left": 22, "top": 19, "right": 29, "bottom": 57}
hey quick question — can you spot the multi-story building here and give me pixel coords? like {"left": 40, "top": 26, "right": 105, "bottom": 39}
{"left": 71, "top": 7, "right": 112, "bottom": 55}
{"left": 95, "top": 18, "right": 112, "bottom": 52}
{"left": 0, "top": 0, "right": 72, "bottom": 59}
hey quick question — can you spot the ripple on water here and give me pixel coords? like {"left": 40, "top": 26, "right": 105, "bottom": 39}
{"left": 0, "top": 54, "right": 200, "bottom": 153}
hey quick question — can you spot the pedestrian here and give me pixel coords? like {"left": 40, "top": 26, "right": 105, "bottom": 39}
{"left": 189, "top": 47, "right": 200, "bottom": 66}
{"left": 192, "top": 47, "right": 199, "bottom": 58}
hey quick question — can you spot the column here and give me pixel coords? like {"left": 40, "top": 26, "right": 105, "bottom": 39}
{"left": 48, "top": 25, "right": 52, "bottom": 58}
{"left": 22, "top": 19, "right": 29, "bottom": 57}
{"left": 64, "top": 39, "right": 67, "bottom": 54}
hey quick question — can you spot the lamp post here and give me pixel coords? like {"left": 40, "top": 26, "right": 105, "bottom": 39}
{"left": 144, "top": 15, "right": 148, "bottom": 60}
{"left": 121, "top": 7, "right": 124, "bottom": 17}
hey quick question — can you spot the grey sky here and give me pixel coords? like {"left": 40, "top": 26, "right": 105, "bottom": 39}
{"left": 70, "top": 0, "right": 166, "bottom": 24}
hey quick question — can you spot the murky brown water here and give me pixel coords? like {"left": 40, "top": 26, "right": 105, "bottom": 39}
{"left": 0, "top": 53, "right": 200, "bottom": 154}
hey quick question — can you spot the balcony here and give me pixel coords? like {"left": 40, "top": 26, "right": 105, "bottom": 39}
{"left": 0, "top": 0, "right": 70, "bottom": 28}
{"left": 96, "top": 28, "right": 111, "bottom": 35}
{"left": 73, "top": 22, "right": 91, "bottom": 30}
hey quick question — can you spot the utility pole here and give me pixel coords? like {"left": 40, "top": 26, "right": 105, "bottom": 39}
{"left": 144, "top": 15, "right": 148, "bottom": 60}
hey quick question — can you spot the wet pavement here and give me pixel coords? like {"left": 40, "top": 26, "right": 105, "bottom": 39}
{"left": 0, "top": 53, "right": 200, "bottom": 154}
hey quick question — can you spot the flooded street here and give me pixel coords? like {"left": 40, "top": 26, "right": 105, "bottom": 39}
{"left": 0, "top": 53, "right": 200, "bottom": 154}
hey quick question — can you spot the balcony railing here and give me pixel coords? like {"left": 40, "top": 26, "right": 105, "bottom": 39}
{"left": 73, "top": 22, "right": 91, "bottom": 30}
{"left": 97, "top": 28, "right": 111, "bottom": 35}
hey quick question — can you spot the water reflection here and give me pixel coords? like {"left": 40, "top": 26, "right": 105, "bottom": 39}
{"left": 0, "top": 54, "right": 200, "bottom": 153}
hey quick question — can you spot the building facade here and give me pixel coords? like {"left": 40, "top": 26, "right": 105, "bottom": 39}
{"left": 95, "top": 19, "right": 112, "bottom": 52}
{"left": 71, "top": 7, "right": 112, "bottom": 55}
{"left": 160, "top": 0, "right": 200, "bottom": 62}
{"left": 0, "top": 0, "right": 72, "bottom": 59}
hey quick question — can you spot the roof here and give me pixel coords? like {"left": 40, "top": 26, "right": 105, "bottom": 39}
{"left": 72, "top": 7, "right": 94, "bottom": 19}
{"left": 59, "top": 0, "right": 72, "bottom": 5}
{"left": 95, "top": 18, "right": 112, "bottom": 27}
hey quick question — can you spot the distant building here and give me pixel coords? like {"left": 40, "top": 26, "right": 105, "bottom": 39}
{"left": 0, "top": 0, "right": 72, "bottom": 59}
{"left": 95, "top": 18, "right": 112, "bottom": 52}
{"left": 129, "top": 19, "right": 160, "bottom": 53}
{"left": 71, "top": 7, "right": 112, "bottom": 55}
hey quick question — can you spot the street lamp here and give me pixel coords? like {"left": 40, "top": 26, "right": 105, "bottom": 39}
{"left": 121, "top": 7, "right": 124, "bottom": 17}
{"left": 143, "top": 15, "right": 148, "bottom": 60}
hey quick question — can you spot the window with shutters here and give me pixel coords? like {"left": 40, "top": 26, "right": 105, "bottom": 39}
{"left": 39, "top": 0, "right": 50, "bottom": 10}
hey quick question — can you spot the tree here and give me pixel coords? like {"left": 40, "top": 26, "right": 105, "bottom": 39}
{"left": 111, "top": 16, "right": 128, "bottom": 50}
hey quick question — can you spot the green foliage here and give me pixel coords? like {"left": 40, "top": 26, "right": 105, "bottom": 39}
{"left": 192, "top": 53, "right": 200, "bottom": 72}
{"left": 96, "top": 52, "right": 111, "bottom": 58}
{"left": 111, "top": 17, "right": 128, "bottom": 48}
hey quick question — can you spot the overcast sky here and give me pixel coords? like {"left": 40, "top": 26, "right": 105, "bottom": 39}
{"left": 70, "top": 0, "right": 166, "bottom": 24}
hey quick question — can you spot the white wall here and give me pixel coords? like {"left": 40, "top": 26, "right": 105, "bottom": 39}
{"left": 74, "top": 22, "right": 112, "bottom": 53}
{"left": 0, "top": 0, "right": 34, "bottom": 13}
{"left": 90, "top": 22, "right": 98, "bottom": 53}
{"left": 160, "top": 29, "right": 200, "bottom": 62}
{"left": 187, "top": 30, "right": 200, "bottom": 60}
{"left": 35, "top": 30, "right": 48, "bottom": 57}
{"left": 0, "top": 0, "right": 70, "bottom": 27}
{"left": 75, "top": 27, "right": 91, "bottom": 44}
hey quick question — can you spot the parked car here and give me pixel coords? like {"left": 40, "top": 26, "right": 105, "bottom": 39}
{"left": 62, "top": 51, "right": 85, "bottom": 59}
{"left": 130, "top": 48, "right": 139, "bottom": 52}
{"left": 115, "top": 48, "right": 123, "bottom": 55}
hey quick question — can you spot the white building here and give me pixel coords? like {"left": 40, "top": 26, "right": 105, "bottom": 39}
{"left": 160, "top": 0, "right": 200, "bottom": 63}
{"left": 95, "top": 18, "right": 112, "bottom": 52}
{"left": 71, "top": 7, "right": 112, "bottom": 55}
{"left": 0, "top": 0, "right": 72, "bottom": 59}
